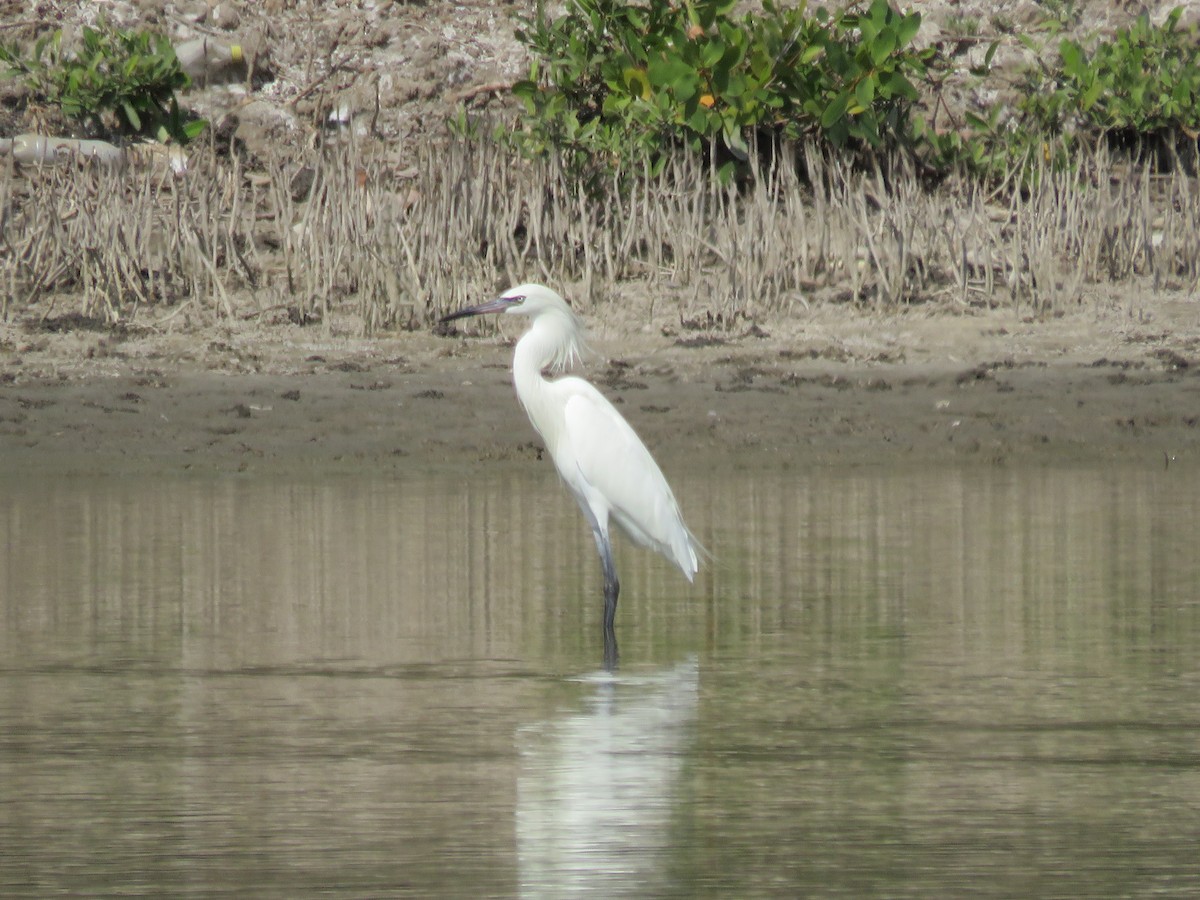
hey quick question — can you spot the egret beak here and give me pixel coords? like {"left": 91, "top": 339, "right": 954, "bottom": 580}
{"left": 440, "top": 296, "right": 518, "bottom": 322}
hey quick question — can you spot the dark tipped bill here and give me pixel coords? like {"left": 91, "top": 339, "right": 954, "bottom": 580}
{"left": 440, "top": 296, "right": 518, "bottom": 323}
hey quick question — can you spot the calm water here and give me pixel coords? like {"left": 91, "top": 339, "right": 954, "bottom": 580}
{"left": 1, "top": 463, "right": 1199, "bottom": 897}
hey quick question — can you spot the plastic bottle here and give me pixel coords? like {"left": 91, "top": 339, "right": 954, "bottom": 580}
{"left": 174, "top": 38, "right": 245, "bottom": 83}
{"left": 0, "top": 134, "right": 126, "bottom": 167}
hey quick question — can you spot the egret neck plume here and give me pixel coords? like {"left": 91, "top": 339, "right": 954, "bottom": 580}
{"left": 441, "top": 283, "right": 701, "bottom": 668}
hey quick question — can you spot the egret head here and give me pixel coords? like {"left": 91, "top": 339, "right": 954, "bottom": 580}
{"left": 496, "top": 282, "right": 577, "bottom": 317}
{"left": 442, "top": 283, "right": 574, "bottom": 320}
{"left": 441, "top": 283, "right": 585, "bottom": 372}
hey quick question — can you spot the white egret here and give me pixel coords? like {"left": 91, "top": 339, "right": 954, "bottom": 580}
{"left": 442, "top": 284, "right": 701, "bottom": 660}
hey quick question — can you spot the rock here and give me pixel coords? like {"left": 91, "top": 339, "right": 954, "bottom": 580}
{"left": 211, "top": 2, "right": 242, "bottom": 30}
{"left": 230, "top": 100, "right": 303, "bottom": 163}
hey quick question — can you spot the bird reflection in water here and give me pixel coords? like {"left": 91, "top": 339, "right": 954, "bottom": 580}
{"left": 516, "top": 658, "right": 700, "bottom": 897}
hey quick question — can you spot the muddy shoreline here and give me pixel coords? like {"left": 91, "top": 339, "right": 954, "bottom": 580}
{"left": 3, "top": 297, "right": 1198, "bottom": 477}
{"left": 3, "top": 3, "right": 1198, "bottom": 480}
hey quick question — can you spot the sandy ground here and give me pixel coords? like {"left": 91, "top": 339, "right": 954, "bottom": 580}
{"left": 2, "top": 286, "right": 1198, "bottom": 477}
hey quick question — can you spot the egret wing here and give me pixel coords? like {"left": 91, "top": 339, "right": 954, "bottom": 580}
{"left": 561, "top": 384, "right": 697, "bottom": 577}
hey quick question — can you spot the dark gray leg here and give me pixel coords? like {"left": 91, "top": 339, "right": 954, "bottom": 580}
{"left": 593, "top": 529, "right": 620, "bottom": 671}
{"left": 603, "top": 625, "right": 619, "bottom": 672}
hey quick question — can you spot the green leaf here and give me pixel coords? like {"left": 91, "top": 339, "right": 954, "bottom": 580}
{"left": 855, "top": 75, "right": 876, "bottom": 108}
{"left": 601, "top": 92, "right": 630, "bottom": 116}
{"left": 883, "top": 71, "right": 919, "bottom": 101}
{"left": 800, "top": 44, "right": 825, "bottom": 64}
{"left": 623, "top": 66, "right": 651, "bottom": 99}
{"left": 870, "top": 27, "right": 897, "bottom": 66}
{"left": 1060, "top": 40, "right": 1084, "bottom": 79}
{"left": 821, "top": 89, "right": 852, "bottom": 128}
{"left": 868, "top": 0, "right": 892, "bottom": 26}
{"left": 722, "top": 72, "right": 746, "bottom": 98}
{"left": 964, "top": 111, "right": 988, "bottom": 130}
{"left": 856, "top": 107, "right": 881, "bottom": 145}
{"left": 896, "top": 12, "right": 921, "bottom": 48}
{"left": 857, "top": 17, "right": 878, "bottom": 45}
{"left": 686, "top": 106, "right": 709, "bottom": 132}
{"left": 647, "top": 57, "right": 693, "bottom": 90}
{"left": 983, "top": 39, "right": 999, "bottom": 68}
{"left": 701, "top": 39, "right": 726, "bottom": 68}
{"left": 1080, "top": 79, "right": 1103, "bottom": 111}
{"left": 121, "top": 99, "right": 142, "bottom": 130}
